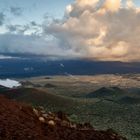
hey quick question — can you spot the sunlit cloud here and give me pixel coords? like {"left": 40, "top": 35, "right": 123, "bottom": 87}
{"left": 44, "top": 0, "right": 140, "bottom": 62}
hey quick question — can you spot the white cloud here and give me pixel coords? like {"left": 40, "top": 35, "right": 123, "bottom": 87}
{"left": 126, "top": 0, "right": 135, "bottom": 8}
{"left": 77, "top": 0, "right": 100, "bottom": 7}
{"left": 0, "top": 79, "right": 21, "bottom": 88}
{"left": 103, "top": 0, "right": 121, "bottom": 12}
{"left": 0, "top": 55, "right": 19, "bottom": 59}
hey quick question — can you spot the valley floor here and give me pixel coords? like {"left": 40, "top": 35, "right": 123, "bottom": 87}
{"left": 2, "top": 74, "right": 140, "bottom": 140}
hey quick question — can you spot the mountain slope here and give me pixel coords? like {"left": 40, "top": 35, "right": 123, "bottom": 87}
{"left": 86, "top": 87, "right": 125, "bottom": 98}
{"left": 0, "top": 85, "right": 10, "bottom": 92}
{"left": 0, "top": 87, "right": 79, "bottom": 112}
{"left": 0, "top": 95, "right": 127, "bottom": 140}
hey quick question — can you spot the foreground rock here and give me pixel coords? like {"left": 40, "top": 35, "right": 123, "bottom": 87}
{"left": 0, "top": 95, "right": 126, "bottom": 140}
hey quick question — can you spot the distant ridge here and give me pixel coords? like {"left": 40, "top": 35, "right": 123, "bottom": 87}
{"left": 86, "top": 87, "right": 125, "bottom": 98}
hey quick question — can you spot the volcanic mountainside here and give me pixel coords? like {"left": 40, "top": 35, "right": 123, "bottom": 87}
{"left": 0, "top": 95, "right": 127, "bottom": 140}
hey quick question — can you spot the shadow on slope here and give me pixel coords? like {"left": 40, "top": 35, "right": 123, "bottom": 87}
{"left": 118, "top": 96, "right": 140, "bottom": 104}
{"left": 0, "top": 85, "right": 10, "bottom": 92}
{"left": 0, "top": 87, "right": 78, "bottom": 112}
{"left": 86, "top": 87, "right": 125, "bottom": 98}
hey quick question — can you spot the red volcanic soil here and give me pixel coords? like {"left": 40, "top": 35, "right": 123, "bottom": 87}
{"left": 0, "top": 95, "right": 127, "bottom": 140}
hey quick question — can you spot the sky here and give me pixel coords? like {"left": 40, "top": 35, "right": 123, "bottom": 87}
{"left": 0, "top": 0, "right": 140, "bottom": 62}
{"left": 0, "top": 0, "right": 74, "bottom": 24}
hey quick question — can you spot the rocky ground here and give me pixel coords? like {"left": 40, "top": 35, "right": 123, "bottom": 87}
{"left": 0, "top": 95, "right": 127, "bottom": 140}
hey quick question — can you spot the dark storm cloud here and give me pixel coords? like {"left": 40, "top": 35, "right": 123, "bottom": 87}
{"left": 0, "top": 33, "right": 81, "bottom": 59}
{"left": 10, "top": 7, "right": 23, "bottom": 16}
{"left": 30, "top": 21, "right": 37, "bottom": 26}
{"left": 0, "top": 12, "right": 5, "bottom": 26}
{"left": 7, "top": 24, "right": 29, "bottom": 33}
{"left": 6, "top": 21, "right": 42, "bottom": 34}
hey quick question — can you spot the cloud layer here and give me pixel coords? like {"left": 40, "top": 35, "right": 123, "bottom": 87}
{"left": 44, "top": 0, "right": 140, "bottom": 62}
{"left": 0, "top": 0, "right": 140, "bottom": 62}
{"left": 0, "top": 79, "right": 21, "bottom": 88}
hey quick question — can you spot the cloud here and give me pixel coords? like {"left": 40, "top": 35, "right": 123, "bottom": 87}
{"left": 126, "top": 0, "right": 135, "bottom": 8}
{"left": 6, "top": 22, "right": 42, "bottom": 35}
{"left": 0, "top": 0, "right": 140, "bottom": 62}
{"left": 103, "top": 0, "right": 121, "bottom": 12}
{"left": 0, "top": 33, "right": 82, "bottom": 59}
{"left": 7, "top": 25, "right": 27, "bottom": 33}
{"left": 0, "top": 79, "right": 21, "bottom": 88}
{"left": 0, "top": 12, "right": 5, "bottom": 26}
{"left": 30, "top": 21, "right": 38, "bottom": 26}
{"left": 43, "top": 0, "right": 140, "bottom": 62}
{"left": 10, "top": 7, "right": 23, "bottom": 16}
{"left": 0, "top": 55, "right": 19, "bottom": 59}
